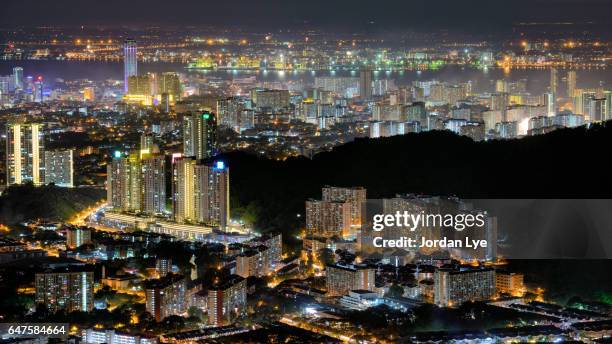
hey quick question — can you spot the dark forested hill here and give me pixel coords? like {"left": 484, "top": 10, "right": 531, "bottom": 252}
{"left": 0, "top": 184, "right": 105, "bottom": 226}
{"left": 220, "top": 121, "right": 612, "bottom": 239}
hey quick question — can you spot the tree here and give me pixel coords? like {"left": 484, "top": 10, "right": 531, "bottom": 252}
{"left": 187, "top": 306, "right": 204, "bottom": 321}
{"left": 385, "top": 284, "right": 404, "bottom": 298}
{"left": 159, "top": 315, "right": 185, "bottom": 333}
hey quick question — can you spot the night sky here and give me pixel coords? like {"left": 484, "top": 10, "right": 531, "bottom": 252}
{"left": 2, "top": 0, "right": 612, "bottom": 31}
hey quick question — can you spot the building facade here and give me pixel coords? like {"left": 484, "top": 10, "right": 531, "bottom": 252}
{"left": 35, "top": 266, "right": 94, "bottom": 312}
{"left": 207, "top": 275, "right": 247, "bottom": 326}
{"left": 326, "top": 264, "right": 375, "bottom": 296}
{"left": 183, "top": 112, "right": 218, "bottom": 160}
{"left": 6, "top": 122, "right": 45, "bottom": 186}
{"left": 44, "top": 149, "right": 74, "bottom": 187}
{"left": 305, "top": 200, "right": 351, "bottom": 238}
{"left": 144, "top": 274, "right": 186, "bottom": 322}
{"left": 123, "top": 39, "right": 138, "bottom": 93}
{"left": 434, "top": 267, "right": 496, "bottom": 307}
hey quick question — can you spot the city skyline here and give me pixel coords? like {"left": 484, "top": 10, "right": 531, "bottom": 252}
{"left": 0, "top": 3, "right": 611, "bottom": 343}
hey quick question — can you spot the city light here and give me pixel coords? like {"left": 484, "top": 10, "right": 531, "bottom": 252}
{"left": 0, "top": 4, "right": 610, "bottom": 344}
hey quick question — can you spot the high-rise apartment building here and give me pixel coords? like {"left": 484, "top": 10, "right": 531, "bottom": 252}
{"left": 314, "top": 76, "right": 359, "bottom": 97}
{"left": 155, "top": 257, "right": 172, "bottom": 277}
{"left": 141, "top": 154, "right": 166, "bottom": 214}
{"left": 305, "top": 200, "right": 351, "bottom": 238}
{"left": 236, "top": 245, "right": 270, "bottom": 278}
{"left": 605, "top": 91, "right": 612, "bottom": 121}
{"left": 158, "top": 72, "right": 182, "bottom": 99}
{"left": 127, "top": 75, "right": 152, "bottom": 96}
{"left": 567, "top": 70, "right": 577, "bottom": 98}
{"left": 107, "top": 152, "right": 142, "bottom": 212}
{"left": 573, "top": 90, "right": 598, "bottom": 116}
{"left": 549, "top": 68, "right": 558, "bottom": 115}
{"left": 589, "top": 98, "right": 607, "bottom": 122}
{"left": 495, "top": 271, "right": 524, "bottom": 296}
{"left": 359, "top": 67, "right": 373, "bottom": 101}
{"left": 194, "top": 161, "right": 229, "bottom": 229}
{"left": 326, "top": 263, "right": 375, "bottom": 296}
{"left": 217, "top": 97, "right": 245, "bottom": 130}
{"left": 252, "top": 89, "right": 290, "bottom": 110}
{"left": 33, "top": 76, "right": 43, "bottom": 102}
{"left": 207, "top": 275, "right": 247, "bottom": 326}
{"left": 434, "top": 267, "right": 496, "bottom": 307}
{"left": 322, "top": 186, "right": 366, "bottom": 229}
{"left": 123, "top": 39, "right": 138, "bottom": 93}
{"left": 35, "top": 266, "right": 94, "bottom": 312}
{"left": 183, "top": 112, "right": 218, "bottom": 160}
{"left": 172, "top": 157, "right": 197, "bottom": 223}
{"left": 81, "top": 329, "right": 157, "bottom": 344}
{"left": 44, "top": 149, "right": 74, "bottom": 187}
{"left": 107, "top": 150, "right": 166, "bottom": 215}
{"left": 172, "top": 158, "right": 229, "bottom": 228}
{"left": 140, "top": 133, "right": 158, "bottom": 154}
{"left": 144, "top": 274, "right": 186, "bottom": 322}
{"left": 66, "top": 227, "right": 92, "bottom": 249}
{"left": 6, "top": 122, "right": 45, "bottom": 186}
{"left": 247, "top": 233, "right": 282, "bottom": 267}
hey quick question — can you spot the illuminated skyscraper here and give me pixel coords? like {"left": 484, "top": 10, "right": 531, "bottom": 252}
{"left": 573, "top": 90, "right": 597, "bottom": 116}
{"left": 589, "top": 98, "right": 607, "bottom": 122}
{"left": 35, "top": 266, "right": 94, "bottom": 312}
{"left": 140, "top": 132, "right": 157, "bottom": 153}
{"left": 359, "top": 66, "right": 373, "bottom": 101}
{"left": 13, "top": 67, "right": 23, "bottom": 90}
{"left": 107, "top": 152, "right": 142, "bottom": 212}
{"left": 567, "top": 70, "right": 577, "bottom": 98}
{"left": 194, "top": 161, "right": 230, "bottom": 229}
{"left": 158, "top": 72, "right": 182, "bottom": 98}
{"left": 144, "top": 274, "right": 186, "bottom": 322}
{"left": 549, "top": 68, "right": 558, "bottom": 115}
{"left": 322, "top": 186, "right": 366, "bottom": 229}
{"left": 207, "top": 275, "right": 246, "bottom": 326}
{"left": 123, "top": 39, "right": 138, "bottom": 93}
{"left": 247, "top": 233, "right": 282, "bottom": 266}
{"left": 605, "top": 91, "right": 612, "bottom": 121}
{"left": 305, "top": 200, "right": 351, "bottom": 238}
{"left": 155, "top": 257, "right": 172, "bottom": 277}
{"left": 251, "top": 89, "right": 290, "bottom": 110}
{"left": 491, "top": 93, "right": 509, "bottom": 121}
{"left": 495, "top": 80, "right": 508, "bottom": 93}
{"left": 173, "top": 158, "right": 229, "bottom": 229}
{"left": 142, "top": 154, "right": 166, "bottom": 214}
{"left": 182, "top": 112, "right": 218, "bottom": 160}
{"left": 6, "top": 122, "right": 45, "bottom": 186}
{"left": 127, "top": 75, "right": 151, "bottom": 95}
{"left": 173, "top": 157, "right": 197, "bottom": 223}
{"left": 545, "top": 92, "right": 555, "bottom": 117}
{"left": 217, "top": 97, "right": 245, "bottom": 130}
{"left": 34, "top": 76, "right": 44, "bottom": 102}
{"left": 66, "top": 227, "right": 92, "bottom": 249}
{"left": 44, "top": 149, "right": 74, "bottom": 187}
{"left": 236, "top": 245, "right": 270, "bottom": 278}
